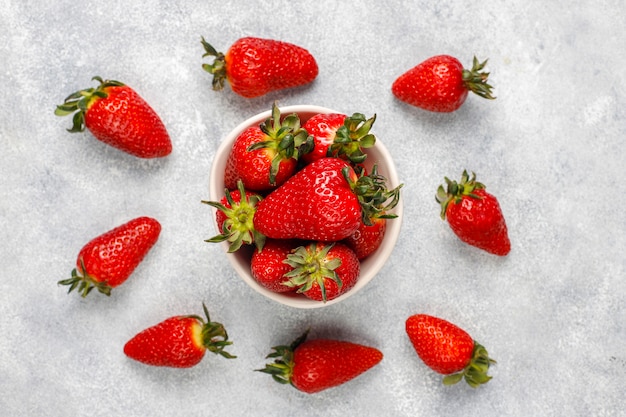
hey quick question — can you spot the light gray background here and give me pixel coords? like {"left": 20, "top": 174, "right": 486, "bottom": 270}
{"left": 1, "top": 1, "right": 624, "bottom": 416}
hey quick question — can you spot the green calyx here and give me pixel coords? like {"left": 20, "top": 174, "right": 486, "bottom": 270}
{"left": 202, "top": 180, "right": 265, "bottom": 252}
{"left": 343, "top": 165, "right": 403, "bottom": 226}
{"left": 192, "top": 303, "right": 236, "bottom": 359}
{"left": 54, "top": 76, "right": 125, "bottom": 133}
{"left": 329, "top": 113, "right": 377, "bottom": 164}
{"left": 58, "top": 258, "right": 112, "bottom": 297}
{"left": 462, "top": 56, "right": 495, "bottom": 100}
{"left": 283, "top": 243, "right": 342, "bottom": 302}
{"left": 442, "top": 342, "right": 495, "bottom": 388}
{"left": 435, "top": 170, "right": 485, "bottom": 220}
{"left": 247, "top": 102, "right": 314, "bottom": 186}
{"left": 256, "top": 330, "right": 309, "bottom": 386}
{"left": 200, "top": 37, "right": 227, "bottom": 91}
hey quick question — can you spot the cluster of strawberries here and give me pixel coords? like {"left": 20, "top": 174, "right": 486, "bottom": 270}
{"left": 204, "top": 103, "right": 402, "bottom": 302}
{"left": 55, "top": 36, "right": 509, "bottom": 393}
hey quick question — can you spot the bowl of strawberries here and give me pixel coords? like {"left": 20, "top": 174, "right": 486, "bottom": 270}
{"left": 206, "top": 104, "right": 402, "bottom": 308}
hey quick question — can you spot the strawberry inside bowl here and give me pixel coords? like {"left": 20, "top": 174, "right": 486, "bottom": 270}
{"left": 208, "top": 105, "right": 402, "bottom": 309}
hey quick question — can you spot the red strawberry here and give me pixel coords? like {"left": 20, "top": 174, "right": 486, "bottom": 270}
{"left": 203, "top": 180, "right": 265, "bottom": 252}
{"left": 405, "top": 314, "right": 495, "bottom": 387}
{"left": 55, "top": 76, "right": 172, "bottom": 158}
{"left": 344, "top": 218, "right": 387, "bottom": 260}
{"left": 201, "top": 37, "right": 318, "bottom": 98}
{"left": 224, "top": 103, "right": 313, "bottom": 192}
{"left": 283, "top": 242, "right": 360, "bottom": 302}
{"left": 250, "top": 239, "right": 299, "bottom": 293}
{"left": 392, "top": 55, "right": 495, "bottom": 112}
{"left": 58, "top": 216, "right": 161, "bottom": 297}
{"left": 124, "top": 304, "right": 235, "bottom": 368}
{"left": 253, "top": 157, "right": 363, "bottom": 241}
{"left": 436, "top": 170, "right": 510, "bottom": 256}
{"left": 258, "top": 330, "right": 383, "bottom": 393}
{"left": 343, "top": 165, "right": 403, "bottom": 259}
{"left": 302, "top": 112, "right": 377, "bottom": 165}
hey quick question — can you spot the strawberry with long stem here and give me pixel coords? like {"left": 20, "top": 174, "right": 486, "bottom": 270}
{"left": 58, "top": 216, "right": 161, "bottom": 297}
{"left": 124, "top": 304, "right": 235, "bottom": 368}
{"left": 405, "top": 314, "right": 495, "bottom": 387}
{"left": 258, "top": 330, "right": 383, "bottom": 393}
{"left": 55, "top": 76, "right": 172, "bottom": 158}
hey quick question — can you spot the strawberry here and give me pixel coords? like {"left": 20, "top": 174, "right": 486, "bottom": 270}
{"left": 283, "top": 242, "right": 360, "bottom": 302}
{"left": 250, "top": 239, "right": 299, "bottom": 293}
{"left": 224, "top": 103, "right": 313, "bottom": 192}
{"left": 302, "top": 112, "right": 377, "bottom": 165}
{"left": 55, "top": 76, "right": 172, "bottom": 158}
{"left": 344, "top": 218, "right": 387, "bottom": 261}
{"left": 343, "top": 165, "right": 403, "bottom": 259}
{"left": 258, "top": 330, "right": 383, "bottom": 393}
{"left": 436, "top": 170, "right": 510, "bottom": 256}
{"left": 405, "top": 314, "right": 495, "bottom": 387}
{"left": 253, "top": 158, "right": 363, "bottom": 241}
{"left": 203, "top": 180, "right": 265, "bottom": 252}
{"left": 392, "top": 55, "right": 494, "bottom": 112}
{"left": 58, "top": 216, "right": 161, "bottom": 297}
{"left": 201, "top": 37, "right": 318, "bottom": 98}
{"left": 124, "top": 304, "right": 235, "bottom": 368}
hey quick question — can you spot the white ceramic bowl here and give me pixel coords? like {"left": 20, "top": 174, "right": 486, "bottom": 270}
{"left": 209, "top": 105, "right": 402, "bottom": 309}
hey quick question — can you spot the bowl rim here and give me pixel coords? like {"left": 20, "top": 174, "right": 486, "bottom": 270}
{"left": 209, "top": 104, "right": 403, "bottom": 309}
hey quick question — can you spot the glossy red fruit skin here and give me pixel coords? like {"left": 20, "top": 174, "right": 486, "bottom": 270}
{"left": 251, "top": 239, "right": 299, "bottom": 293}
{"left": 405, "top": 314, "right": 474, "bottom": 375}
{"left": 446, "top": 188, "right": 510, "bottom": 256}
{"left": 76, "top": 216, "right": 161, "bottom": 288}
{"left": 224, "top": 126, "right": 297, "bottom": 192}
{"left": 292, "top": 339, "right": 383, "bottom": 393}
{"left": 226, "top": 37, "right": 318, "bottom": 98}
{"left": 301, "top": 113, "right": 347, "bottom": 164}
{"left": 392, "top": 55, "right": 468, "bottom": 113}
{"left": 85, "top": 85, "right": 172, "bottom": 158}
{"left": 254, "top": 158, "right": 362, "bottom": 241}
{"left": 123, "top": 317, "right": 205, "bottom": 368}
{"left": 343, "top": 217, "right": 386, "bottom": 260}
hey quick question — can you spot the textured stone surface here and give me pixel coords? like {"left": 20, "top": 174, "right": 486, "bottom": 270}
{"left": 1, "top": 1, "right": 624, "bottom": 415}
